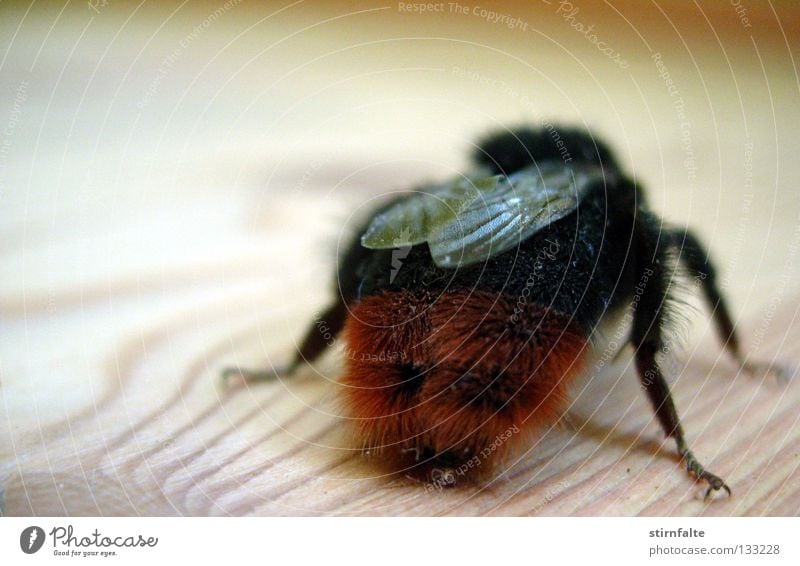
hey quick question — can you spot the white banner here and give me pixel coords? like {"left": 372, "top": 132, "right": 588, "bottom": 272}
{"left": 0, "top": 517, "right": 797, "bottom": 565}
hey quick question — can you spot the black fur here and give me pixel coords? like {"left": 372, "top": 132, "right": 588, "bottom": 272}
{"left": 347, "top": 178, "right": 638, "bottom": 333}
{"left": 277, "top": 126, "right": 747, "bottom": 497}
{"left": 337, "top": 126, "right": 637, "bottom": 335}
{"left": 472, "top": 124, "right": 619, "bottom": 175}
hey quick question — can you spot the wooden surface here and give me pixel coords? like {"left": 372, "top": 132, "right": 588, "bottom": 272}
{"left": 1, "top": 1, "right": 800, "bottom": 516}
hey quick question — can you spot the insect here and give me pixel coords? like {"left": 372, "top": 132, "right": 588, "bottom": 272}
{"left": 226, "top": 126, "right": 785, "bottom": 498}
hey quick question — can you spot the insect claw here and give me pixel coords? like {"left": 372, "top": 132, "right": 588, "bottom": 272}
{"left": 679, "top": 445, "right": 731, "bottom": 501}
{"left": 702, "top": 480, "right": 731, "bottom": 503}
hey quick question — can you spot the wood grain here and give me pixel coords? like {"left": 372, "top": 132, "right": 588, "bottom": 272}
{"left": 1, "top": 184, "right": 798, "bottom": 516}
{"left": 1, "top": 0, "right": 799, "bottom": 516}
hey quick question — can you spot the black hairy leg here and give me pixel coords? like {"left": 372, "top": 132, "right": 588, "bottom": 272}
{"left": 631, "top": 214, "right": 730, "bottom": 500}
{"left": 222, "top": 298, "right": 348, "bottom": 384}
{"left": 666, "top": 227, "right": 793, "bottom": 383}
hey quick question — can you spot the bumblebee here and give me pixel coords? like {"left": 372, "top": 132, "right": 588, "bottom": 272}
{"left": 228, "top": 126, "right": 783, "bottom": 498}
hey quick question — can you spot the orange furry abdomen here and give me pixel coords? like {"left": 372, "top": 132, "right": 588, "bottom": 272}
{"left": 339, "top": 289, "right": 588, "bottom": 475}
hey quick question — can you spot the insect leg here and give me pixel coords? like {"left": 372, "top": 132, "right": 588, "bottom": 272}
{"left": 222, "top": 298, "right": 348, "bottom": 384}
{"left": 666, "top": 229, "right": 740, "bottom": 356}
{"left": 632, "top": 219, "right": 730, "bottom": 499}
{"left": 667, "top": 228, "right": 791, "bottom": 382}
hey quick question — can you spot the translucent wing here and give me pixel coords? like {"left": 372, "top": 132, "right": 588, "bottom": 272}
{"left": 362, "top": 163, "right": 604, "bottom": 268}
{"left": 428, "top": 164, "right": 603, "bottom": 267}
{"left": 361, "top": 174, "right": 500, "bottom": 249}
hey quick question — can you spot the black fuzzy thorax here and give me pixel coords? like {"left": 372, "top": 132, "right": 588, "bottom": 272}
{"left": 340, "top": 178, "right": 639, "bottom": 333}
{"left": 335, "top": 126, "right": 647, "bottom": 334}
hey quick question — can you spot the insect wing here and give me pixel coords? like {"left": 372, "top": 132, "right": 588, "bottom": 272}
{"left": 428, "top": 165, "right": 599, "bottom": 268}
{"left": 360, "top": 175, "right": 500, "bottom": 249}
